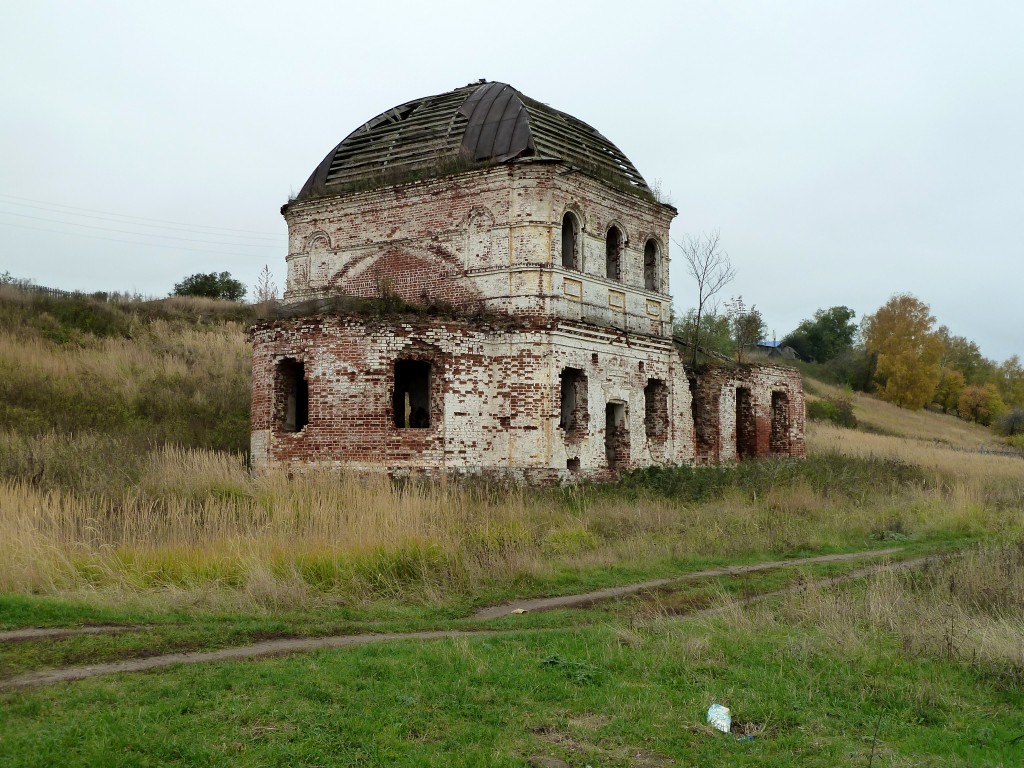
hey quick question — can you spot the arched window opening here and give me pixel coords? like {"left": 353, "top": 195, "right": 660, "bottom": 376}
{"left": 644, "top": 239, "right": 659, "bottom": 291}
{"left": 605, "top": 226, "right": 622, "bottom": 280}
{"left": 561, "top": 212, "right": 580, "bottom": 270}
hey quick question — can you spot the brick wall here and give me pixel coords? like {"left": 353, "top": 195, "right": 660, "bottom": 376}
{"left": 256, "top": 163, "right": 805, "bottom": 481}
{"left": 689, "top": 363, "right": 806, "bottom": 463}
{"left": 281, "top": 165, "right": 676, "bottom": 336}
{"left": 251, "top": 314, "right": 805, "bottom": 481}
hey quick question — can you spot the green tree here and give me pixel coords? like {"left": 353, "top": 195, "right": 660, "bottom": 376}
{"left": 724, "top": 296, "right": 766, "bottom": 363}
{"left": 782, "top": 306, "right": 858, "bottom": 363}
{"left": 935, "top": 327, "right": 994, "bottom": 385}
{"left": 172, "top": 272, "right": 247, "bottom": 301}
{"left": 825, "top": 346, "right": 878, "bottom": 392}
{"left": 863, "top": 293, "right": 943, "bottom": 410}
{"left": 674, "top": 309, "right": 734, "bottom": 361}
{"left": 996, "top": 408, "right": 1024, "bottom": 436}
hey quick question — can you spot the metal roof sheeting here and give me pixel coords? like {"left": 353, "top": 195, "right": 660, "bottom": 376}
{"left": 295, "top": 81, "right": 652, "bottom": 202}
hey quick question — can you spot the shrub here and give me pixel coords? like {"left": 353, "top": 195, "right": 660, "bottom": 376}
{"left": 995, "top": 408, "right": 1024, "bottom": 437}
{"left": 618, "top": 452, "right": 921, "bottom": 503}
{"left": 806, "top": 396, "right": 857, "bottom": 429}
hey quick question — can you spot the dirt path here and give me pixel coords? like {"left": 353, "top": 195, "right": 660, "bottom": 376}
{"left": 677, "top": 555, "right": 931, "bottom": 621}
{"left": 1, "top": 547, "right": 919, "bottom": 691}
{"left": 0, "top": 629, "right": 525, "bottom": 691}
{"left": 472, "top": 547, "right": 904, "bottom": 619}
{"left": 0, "top": 626, "right": 149, "bottom": 642}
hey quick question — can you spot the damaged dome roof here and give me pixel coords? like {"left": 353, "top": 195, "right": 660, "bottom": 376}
{"left": 294, "top": 81, "right": 652, "bottom": 201}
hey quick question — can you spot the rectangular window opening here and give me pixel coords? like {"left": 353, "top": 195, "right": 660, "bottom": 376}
{"left": 736, "top": 387, "right": 756, "bottom": 459}
{"left": 559, "top": 367, "right": 588, "bottom": 434}
{"left": 605, "top": 401, "right": 628, "bottom": 470}
{"left": 394, "top": 359, "right": 431, "bottom": 429}
{"left": 644, "top": 378, "right": 669, "bottom": 442}
{"left": 688, "top": 377, "right": 704, "bottom": 457}
{"left": 275, "top": 358, "right": 309, "bottom": 433}
{"left": 771, "top": 391, "right": 791, "bottom": 455}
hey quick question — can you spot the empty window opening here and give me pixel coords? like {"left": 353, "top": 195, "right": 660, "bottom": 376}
{"left": 275, "top": 358, "right": 309, "bottom": 433}
{"left": 566, "top": 457, "right": 581, "bottom": 472}
{"left": 644, "top": 378, "right": 669, "bottom": 442}
{"left": 393, "top": 359, "right": 431, "bottom": 429}
{"left": 736, "top": 387, "right": 756, "bottom": 459}
{"left": 644, "top": 239, "right": 659, "bottom": 291}
{"left": 605, "top": 226, "right": 623, "bottom": 280}
{"left": 688, "top": 377, "right": 704, "bottom": 457}
{"left": 561, "top": 212, "right": 580, "bottom": 270}
{"left": 605, "top": 401, "right": 629, "bottom": 470}
{"left": 771, "top": 391, "right": 791, "bottom": 455}
{"left": 559, "top": 367, "right": 589, "bottom": 435}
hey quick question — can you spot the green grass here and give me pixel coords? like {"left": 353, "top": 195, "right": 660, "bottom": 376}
{"left": 0, "top": 548, "right": 947, "bottom": 681}
{"left": 1, "top": 289, "right": 1022, "bottom": 765}
{"left": 2, "top": 619, "right": 1022, "bottom": 767}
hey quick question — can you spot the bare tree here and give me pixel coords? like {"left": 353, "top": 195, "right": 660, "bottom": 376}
{"left": 675, "top": 230, "right": 736, "bottom": 366}
{"left": 254, "top": 264, "right": 279, "bottom": 305}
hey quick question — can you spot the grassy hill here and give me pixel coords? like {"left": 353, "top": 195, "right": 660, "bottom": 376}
{"left": 0, "top": 286, "right": 251, "bottom": 495}
{"left": 0, "top": 286, "right": 1020, "bottom": 600}
{"left": 1, "top": 289, "right": 1022, "bottom": 766}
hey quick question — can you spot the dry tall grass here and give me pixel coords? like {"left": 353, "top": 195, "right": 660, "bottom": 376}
{"left": 0, "top": 319, "right": 249, "bottom": 404}
{"left": 1, "top": 436, "right": 1016, "bottom": 608}
{"left": 773, "top": 541, "right": 1024, "bottom": 674}
{"left": 2, "top": 290, "right": 1022, "bottom": 609}
{"left": 805, "top": 377, "right": 1003, "bottom": 450}
{"left": 809, "top": 422, "right": 1024, "bottom": 491}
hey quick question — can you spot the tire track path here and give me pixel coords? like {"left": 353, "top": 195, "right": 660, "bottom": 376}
{"left": 472, "top": 547, "right": 904, "bottom": 619}
{"left": 1, "top": 547, "right": 916, "bottom": 690}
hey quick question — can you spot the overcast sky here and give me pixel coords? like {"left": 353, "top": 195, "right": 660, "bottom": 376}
{"left": 2, "top": 1, "right": 1021, "bottom": 360}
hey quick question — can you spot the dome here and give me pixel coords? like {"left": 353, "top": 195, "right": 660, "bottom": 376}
{"left": 294, "top": 81, "right": 652, "bottom": 202}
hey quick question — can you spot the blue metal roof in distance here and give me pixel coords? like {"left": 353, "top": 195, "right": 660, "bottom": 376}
{"left": 295, "top": 81, "right": 652, "bottom": 201}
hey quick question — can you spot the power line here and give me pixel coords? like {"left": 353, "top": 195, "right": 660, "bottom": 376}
{"left": 0, "top": 210, "right": 279, "bottom": 248}
{"left": 0, "top": 192, "right": 287, "bottom": 238}
{"left": 0, "top": 198, "right": 284, "bottom": 242}
{"left": 0, "top": 219, "right": 274, "bottom": 260}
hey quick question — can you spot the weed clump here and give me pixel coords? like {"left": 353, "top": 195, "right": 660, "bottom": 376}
{"left": 616, "top": 453, "right": 923, "bottom": 503}
{"left": 806, "top": 395, "right": 858, "bottom": 429}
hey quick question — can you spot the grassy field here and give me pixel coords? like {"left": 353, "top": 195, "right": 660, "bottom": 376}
{"left": 1, "top": 290, "right": 1022, "bottom": 766}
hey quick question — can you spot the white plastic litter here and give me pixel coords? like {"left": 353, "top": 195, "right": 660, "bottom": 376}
{"left": 707, "top": 704, "right": 731, "bottom": 734}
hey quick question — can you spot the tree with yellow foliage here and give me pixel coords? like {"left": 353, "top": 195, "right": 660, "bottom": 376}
{"left": 998, "top": 355, "right": 1024, "bottom": 408}
{"left": 932, "top": 369, "right": 966, "bottom": 414}
{"left": 958, "top": 384, "right": 1005, "bottom": 425}
{"left": 862, "top": 294, "right": 943, "bottom": 410}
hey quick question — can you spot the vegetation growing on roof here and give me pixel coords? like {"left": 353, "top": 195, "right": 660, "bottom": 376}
{"left": 292, "top": 81, "right": 659, "bottom": 204}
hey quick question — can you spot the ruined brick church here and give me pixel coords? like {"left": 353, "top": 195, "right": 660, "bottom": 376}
{"left": 250, "top": 80, "right": 804, "bottom": 481}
